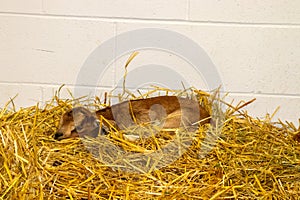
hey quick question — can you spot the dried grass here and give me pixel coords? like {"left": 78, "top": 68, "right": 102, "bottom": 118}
{"left": 0, "top": 87, "right": 299, "bottom": 200}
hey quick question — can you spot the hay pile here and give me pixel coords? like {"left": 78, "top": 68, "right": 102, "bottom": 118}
{"left": 0, "top": 88, "right": 299, "bottom": 199}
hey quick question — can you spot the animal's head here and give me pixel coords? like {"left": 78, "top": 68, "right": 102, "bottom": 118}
{"left": 54, "top": 107, "right": 103, "bottom": 140}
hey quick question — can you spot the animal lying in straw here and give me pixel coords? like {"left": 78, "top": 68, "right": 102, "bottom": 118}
{"left": 54, "top": 96, "right": 210, "bottom": 140}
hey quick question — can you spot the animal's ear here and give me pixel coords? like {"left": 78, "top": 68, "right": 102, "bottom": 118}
{"left": 93, "top": 119, "right": 100, "bottom": 128}
{"left": 72, "top": 107, "right": 91, "bottom": 126}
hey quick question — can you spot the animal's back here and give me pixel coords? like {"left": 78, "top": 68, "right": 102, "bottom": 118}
{"left": 96, "top": 96, "right": 210, "bottom": 130}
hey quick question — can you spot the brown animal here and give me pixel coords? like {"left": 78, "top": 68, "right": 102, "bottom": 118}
{"left": 54, "top": 96, "right": 210, "bottom": 140}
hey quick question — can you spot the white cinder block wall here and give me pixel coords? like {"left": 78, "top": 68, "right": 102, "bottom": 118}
{"left": 0, "top": 1, "right": 299, "bottom": 125}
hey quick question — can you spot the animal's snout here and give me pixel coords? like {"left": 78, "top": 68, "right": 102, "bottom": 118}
{"left": 54, "top": 132, "right": 64, "bottom": 140}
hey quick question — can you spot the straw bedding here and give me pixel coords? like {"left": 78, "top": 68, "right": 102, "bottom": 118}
{"left": 0, "top": 88, "right": 299, "bottom": 199}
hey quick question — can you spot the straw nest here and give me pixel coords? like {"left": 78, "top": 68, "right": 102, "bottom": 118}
{"left": 0, "top": 87, "right": 299, "bottom": 200}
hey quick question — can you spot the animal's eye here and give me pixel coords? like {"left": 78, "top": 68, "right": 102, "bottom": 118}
{"left": 67, "top": 111, "right": 73, "bottom": 117}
